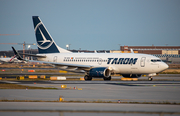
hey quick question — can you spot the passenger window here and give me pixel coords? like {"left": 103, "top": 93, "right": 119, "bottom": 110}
{"left": 151, "top": 59, "right": 162, "bottom": 62}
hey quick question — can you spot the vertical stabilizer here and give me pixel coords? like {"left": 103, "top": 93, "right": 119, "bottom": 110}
{"left": 32, "top": 16, "right": 71, "bottom": 54}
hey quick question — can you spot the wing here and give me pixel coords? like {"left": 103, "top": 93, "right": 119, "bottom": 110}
{"left": 27, "top": 60, "right": 93, "bottom": 73}
{"left": 12, "top": 47, "right": 93, "bottom": 73}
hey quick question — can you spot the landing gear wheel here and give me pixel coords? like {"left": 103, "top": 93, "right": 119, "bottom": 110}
{"left": 148, "top": 77, "right": 153, "bottom": 81}
{"left": 103, "top": 76, "right": 111, "bottom": 81}
{"left": 84, "top": 75, "right": 92, "bottom": 81}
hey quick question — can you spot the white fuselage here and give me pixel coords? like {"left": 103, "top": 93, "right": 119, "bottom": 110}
{"left": 0, "top": 58, "right": 21, "bottom": 63}
{"left": 37, "top": 53, "right": 168, "bottom": 75}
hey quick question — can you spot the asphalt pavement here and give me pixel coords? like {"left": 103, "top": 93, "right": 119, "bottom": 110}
{"left": 1, "top": 76, "right": 180, "bottom": 116}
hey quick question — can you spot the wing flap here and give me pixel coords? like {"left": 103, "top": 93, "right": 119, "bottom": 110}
{"left": 25, "top": 60, "right": 92, "bottom": 72}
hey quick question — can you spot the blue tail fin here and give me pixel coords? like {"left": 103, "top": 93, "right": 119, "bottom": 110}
{"left": 32, "top": 16, "right": 71, "bottom": 54}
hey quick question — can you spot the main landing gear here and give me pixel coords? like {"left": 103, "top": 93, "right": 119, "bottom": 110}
{"left": 103, "top": 76, "right": 111, "bottom": 81}
{"left": 84, "top": 75, "right": 92, "bottom": 81}
{"left": 84, "top": 75, "right": 112, "bottom": 81}
{"left": 148, "top": 77, "right": 153, "bottom": 81}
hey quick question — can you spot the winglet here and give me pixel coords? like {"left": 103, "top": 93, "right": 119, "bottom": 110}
{"left": 12, "top": 47, "right": 24, "bottom": 60}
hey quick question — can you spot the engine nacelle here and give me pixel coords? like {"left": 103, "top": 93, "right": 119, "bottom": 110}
{"left": 122, "top": 74, "right": 141, "bottom": 78}
{"left": 89, "top": 67, "right": 111, "bottom": 77}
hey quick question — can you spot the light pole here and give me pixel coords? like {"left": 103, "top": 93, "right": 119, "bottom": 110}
{"left": 27, "top": 45, "right": 31, "bottom": 60}
{"left": 165, "top": 44, "right": 168, "bottom": 62}
{"left": 66, "top": 44, "right": 69, "bottom": 50}
{"left": 69, "top": 44, "right": 71, "bottom": 50}
{"left": 118, "top": 44, "right": 121, "bottom": 50}
{"left": 66, "top": 44, "right": 71, "bottom": 50}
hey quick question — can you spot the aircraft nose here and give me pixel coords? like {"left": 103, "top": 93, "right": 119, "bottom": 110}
{"left": 161, "top": 62, "right": 169, "bottom": 70}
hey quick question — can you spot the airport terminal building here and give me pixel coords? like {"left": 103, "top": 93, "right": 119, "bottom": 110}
{"left": 1, "top": 46, "right": 180, "bottom": 63}
{"left": 119, "top": 46, "right": 180, "bottom": 63}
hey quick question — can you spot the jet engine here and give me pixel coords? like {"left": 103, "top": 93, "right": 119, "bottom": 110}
{"left": 122, "top": 74, "right": 141, "bottom": 78}
{"left": 89, "top": 67, "right": 111, "bottom": 77}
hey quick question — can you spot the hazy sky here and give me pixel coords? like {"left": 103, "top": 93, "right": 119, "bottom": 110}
{"left": 0, "top": 0, "right": 180, "bottom": 51}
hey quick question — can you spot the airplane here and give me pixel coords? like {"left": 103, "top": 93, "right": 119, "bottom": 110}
{"left": 0, "top": 55, "right": 23, "bottom": 63}
{"left": 12, "top": 16, "right": 169, "bottom": 81}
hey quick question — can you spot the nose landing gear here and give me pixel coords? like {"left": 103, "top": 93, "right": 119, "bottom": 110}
{"left": 148, "top": 77, "right": 153, "bottom": 81}
{"left": 148, "top": 73, "right": 156, "bottom": 81}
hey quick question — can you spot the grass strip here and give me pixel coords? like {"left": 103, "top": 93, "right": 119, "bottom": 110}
{"left": 0, "top": 99, "right": 179, "bottom": 105}
{"left": 0, "top": 83, "right": 57, "bottom": 89}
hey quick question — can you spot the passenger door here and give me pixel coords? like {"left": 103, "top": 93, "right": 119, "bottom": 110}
{"left": 140, "top": 57, "right": 146, "bottom": 67}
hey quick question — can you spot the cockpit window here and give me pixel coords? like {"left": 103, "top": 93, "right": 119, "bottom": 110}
{"left": 151, "top": 59, "right": 162, "bottom": 62}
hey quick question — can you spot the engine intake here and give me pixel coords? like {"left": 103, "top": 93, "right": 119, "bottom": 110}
{"left": 89, "top": 67, "right": 111, "bottom": 77}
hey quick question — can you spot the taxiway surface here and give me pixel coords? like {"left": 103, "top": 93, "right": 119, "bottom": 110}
{"left": 0, "top": 80, "right": 180, "bottom": 103}
{"left": 1, "top": 76, "right": 180, "bottom": 116}
{"left": 0, "top": 102, "right": 180, "bottom": 116}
